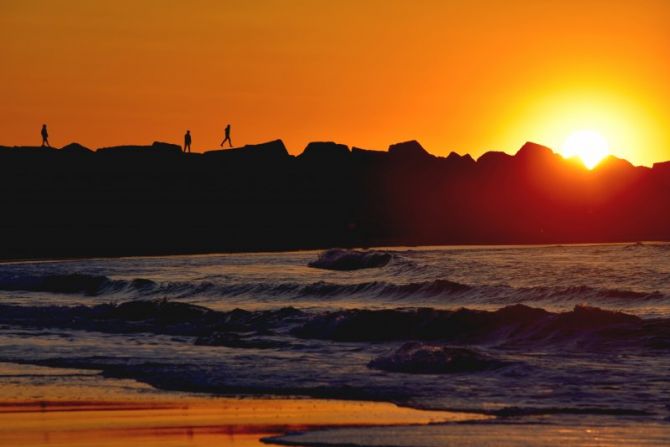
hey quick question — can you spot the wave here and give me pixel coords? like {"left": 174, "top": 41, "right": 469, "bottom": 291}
{"left": 623, "top": 241, "right": 670, "bottom": 251}
{"left": 308, "top": 249, "right": 393, "bottom": 270}
{"left": 0, "top": 271, "right": 472, "bottom": 300}
{"left": 1, "top": 269, "right": 666, "bottom": 312}
{"left": 292, "top": 304, "right": 670, "bottom": 350}
{"left": 294, "top": 279, "right": 472, "bottom": 299}
{"left": 0, "top": 272, "right": 156, "bottom": 296}
{"left": 0, "top": 299, "right": 304, "bottom": 338}
{"left": 368, "top": 342, "right": 506, "bottom": 374}
{"left": 1, "top": 300, "right": 669, "bottom": 351}
{"left": 509, "top": 284, "right": 666, "bottom": 302}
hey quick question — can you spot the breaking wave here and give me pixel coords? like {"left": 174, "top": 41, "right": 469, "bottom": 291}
{"left": 0, "top": 272, "right": 156, "bottom": 295}
{"left": 292, "top": 304, "right": 670, "bottom": 350}
{"left": 308, "top": 249, "right": 393, "bottom": 270}
{"left": 368, "top": 342, "right": 506, "bottom": 374}
{"left": 1, "top": 270, "right": 666, "bottom": 311}
{"left": 1, "top": 300, "right": 668, "bottom": 351}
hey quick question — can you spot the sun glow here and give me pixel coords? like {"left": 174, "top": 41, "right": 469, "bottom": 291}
{"left": 561, "top": 130, "right": 610, "bottom": 169}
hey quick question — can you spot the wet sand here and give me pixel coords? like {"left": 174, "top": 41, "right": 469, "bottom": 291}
{"left": 0, "top": 363, "right": 486, "bottom": 446}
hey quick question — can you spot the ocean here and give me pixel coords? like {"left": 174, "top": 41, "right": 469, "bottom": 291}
{"left": 1, "top": 244, "right": 669, "bottom": 445}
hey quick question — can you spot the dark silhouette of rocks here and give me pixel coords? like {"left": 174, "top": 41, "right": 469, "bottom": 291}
{"left": 60, "top": 142, "right": 93, "bottom": 154}
{"left": 477, "top": 150, "right": 514, "bottom": 170}
{"left": 204, "top": 139, "right": 289, "bottom": 163}
{"left": 444, "top": 151, "right": 475, "bottom": 167}
{"left": 298, "top": 141, "right": 351, "bottom": 164}
{"left": 388, "top": 140, "right": 434, "bottom": 162}
{"left": 0, "top": 138, "right": 668, "bottom": 259}
{"left": 653, "top": 161, "right": 670, "bottom": 172}
{"left": 351, "top": 147, "right": 387, "bottom": 164}
{"left": 0, "top": 145, "right": 58, "bottom": 155}
{"left": 97, "top": 141, "right": 182, "bottom": 156}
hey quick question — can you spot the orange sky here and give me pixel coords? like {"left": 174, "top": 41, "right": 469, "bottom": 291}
{"left": 1, "top": 0, "right": 669, "bottom": 165}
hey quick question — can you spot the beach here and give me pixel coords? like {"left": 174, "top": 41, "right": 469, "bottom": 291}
{"left": 0, "top": 363, "right": 483, "bottom": 447}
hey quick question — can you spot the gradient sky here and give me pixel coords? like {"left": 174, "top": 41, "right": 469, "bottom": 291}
{"left": 1, "top": 0, "right": 669, "bottom": 165}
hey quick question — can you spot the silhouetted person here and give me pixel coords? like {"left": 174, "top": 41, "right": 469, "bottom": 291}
{"left": 184, "top": 130, "right": 192, "bottom": 153}
{"left": 220, "top": 124, "right": 232, "bottom": 148}
{"left": 41, "top": 124, "right": 50, "bottom": 147}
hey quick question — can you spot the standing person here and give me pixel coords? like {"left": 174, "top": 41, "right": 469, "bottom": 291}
{"left": 220, "top": 124, "right": 232, "bottom": 148}
{"left": 41, "top": 124, "right": 50, "bottom": 147}
{"left": 184, "top": 130, "right": 192, "bottom": 153}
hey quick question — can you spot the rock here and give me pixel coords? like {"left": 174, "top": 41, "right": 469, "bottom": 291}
{"left": 0, "top": 146, "right": 57, "bottom": 155}
{"left": 597, "top": 155, "right": 635, "bottom": 171}
{"left": 515, "top": 141, "right": 555, "bottom": 160}
{"left": 97, "top": 142, "right": 182, "bottom": 156}
{"left": 204, "top": 139, "right": 290, "bottom": 162}
{"left": 388, "top": 140, "right": 432, "bottom": 161}
{"left": 298, "top": 141, "right": 350, "bottom": 163}
{"left": 60, "top": 142, "right": 93, "bottom": 154}
{"left": 443, "top": 151, "right": 476, "bottom": 170}
{"left": 476, "top": 150, "right": 514, "bottom": 170}
{"left": 351, "top": 147, "right": 388, "bottom": 162}
{"left": 151, "top": 141, "right": 182, "bottom": 152}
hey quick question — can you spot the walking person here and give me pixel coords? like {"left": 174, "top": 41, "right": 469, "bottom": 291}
{"left": 41, "top": 124, "right": 50, "bottom": 147}
{"left": 220, "top": 124, "right": 232, "bottom": 148}
{"left": 184, "top": 130, "right": 192, "bottom": 153}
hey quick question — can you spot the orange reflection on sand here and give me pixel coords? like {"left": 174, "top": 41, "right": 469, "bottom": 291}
{"left": 0, "top": 398, "right": 486, "bottom": 447}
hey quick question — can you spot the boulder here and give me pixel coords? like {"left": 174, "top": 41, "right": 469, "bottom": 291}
{"left": 204, "top": 139, "right": 290, "bottom": 162}
{"left": 151, "top": 141, "right": 182, "bottom": 152}
{"left": 443, "top": 151, "right": 476, "bottom": 170}
{"left": 476, "top": 150, "right": 514, "bottom": 169}
{"left": 351, "top": 147, "right": 388, "bottom": 163}
{"left": 515, "top": 141, "right": 555, "bottom": 160}
{"left": 387, "top": 140, "right": 432, "bottom": 161}
{"left": 97, "top": 141, "right": 182, "bottom": 156}
{"left": 298, "top": 141, "right": 350, "bottom": 163}
{"left": 60, "top": 142, "right": 93, "bottom": 154}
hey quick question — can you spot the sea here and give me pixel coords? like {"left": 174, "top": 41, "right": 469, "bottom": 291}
{"left": 1, "top": 243, "right": 669, "bottom": 446}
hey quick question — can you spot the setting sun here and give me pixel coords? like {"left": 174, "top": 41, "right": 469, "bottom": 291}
{"left": 561, "top": 130, "right": 610, "bottom": 169}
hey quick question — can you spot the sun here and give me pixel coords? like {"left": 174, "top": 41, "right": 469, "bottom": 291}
{"left": 561, "top": 130, "right": 610, "bottom": 169}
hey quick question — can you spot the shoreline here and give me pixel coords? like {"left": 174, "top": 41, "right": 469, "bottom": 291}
{"left": 0, "top": 362, "right": 487, "bottom": 447}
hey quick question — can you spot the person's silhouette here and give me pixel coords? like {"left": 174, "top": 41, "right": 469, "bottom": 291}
{"left": 220, "top": 124, "right": 232, "bottom": 148}
{"left": 41, "top": 124, "right": 50, "bottom": 147}
{"left": 184, "top": 130, "right": 192, "bottom": 153}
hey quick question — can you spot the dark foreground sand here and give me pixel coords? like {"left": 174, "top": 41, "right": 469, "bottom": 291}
{"left": 0, "top": 363, "right": 485, "bottom": 447}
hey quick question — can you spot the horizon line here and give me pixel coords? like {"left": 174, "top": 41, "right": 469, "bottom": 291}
{"left": 2, "top": 139, "right": 666, "bottom": 168}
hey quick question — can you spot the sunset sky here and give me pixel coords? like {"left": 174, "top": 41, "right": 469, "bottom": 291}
{"left": 1, "top": 0, "right": 668, "bottom": 165}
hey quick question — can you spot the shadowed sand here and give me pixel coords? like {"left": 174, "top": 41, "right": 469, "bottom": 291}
{"left": 0, "top": 363, "right": 486, "bottom": 447}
